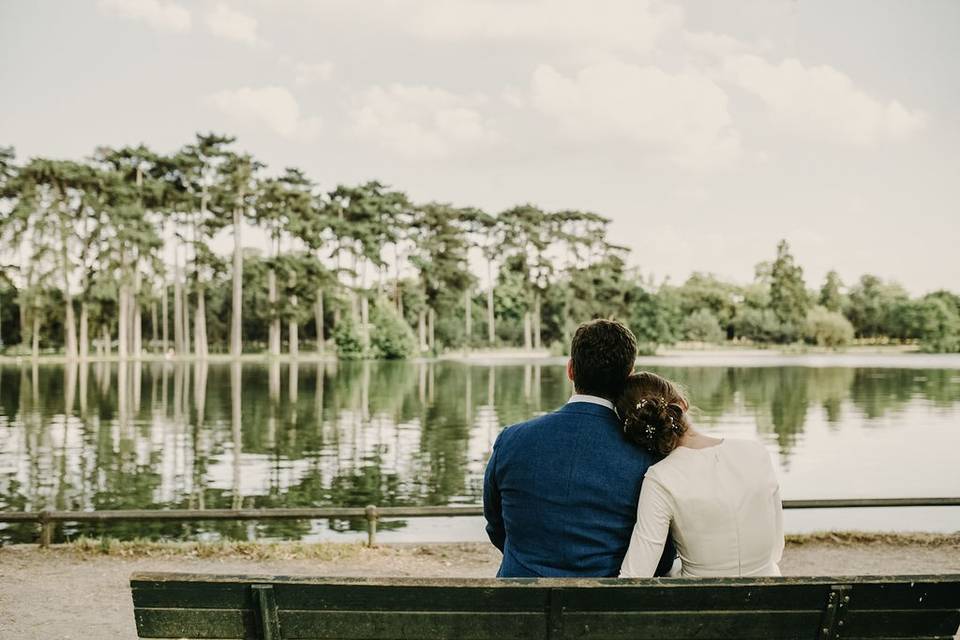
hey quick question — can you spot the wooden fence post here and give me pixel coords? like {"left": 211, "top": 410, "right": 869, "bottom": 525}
{"left": 365, "top": 505, "right": 378, "bottom": 548}
{"left": 39, "top": 510, "right": 52, "bottom": 548}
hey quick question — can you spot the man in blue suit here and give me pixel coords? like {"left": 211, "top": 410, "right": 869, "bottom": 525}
{"left": 483, "top": 319, "right": 674, "bottom": 577}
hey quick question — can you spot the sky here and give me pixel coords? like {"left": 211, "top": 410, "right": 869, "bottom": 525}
{"left": 1, "top": 0, "right": 958, "bottom": 294}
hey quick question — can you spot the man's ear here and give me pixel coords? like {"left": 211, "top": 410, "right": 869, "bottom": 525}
{"left": 566, "top": 359, "right": 575, "bottom": 383}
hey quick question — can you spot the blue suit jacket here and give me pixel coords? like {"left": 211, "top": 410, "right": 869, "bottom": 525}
{"left": 483, "top": 402, "right": 675, "bottom": 577}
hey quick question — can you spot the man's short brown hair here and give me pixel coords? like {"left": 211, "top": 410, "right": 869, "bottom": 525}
{"left": 569, "top": 319, "right": 638, "bottom": 399}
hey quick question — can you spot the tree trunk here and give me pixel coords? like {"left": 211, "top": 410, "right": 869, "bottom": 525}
{"left": 133, "top": 298, "right": 142, "bottom": 358}
{"left": 173, "top": 271, "right": 183, "bottom": 354}
{"left": 487, "top": 260, "right": 496, "bottom": 346}
{"left": 418, "top": 310, "right": 427, "bottom": 351}
{"left": 195, "top": 284, "right": 208, "bottom": 359}
{"left": 533, "top": 292, "right": 542, "bottom": 350}
{"left": 428, "top": 307, "right": 436, "bottom": 353}
{"left": 231, "top": 206, "right": 243, "bottom": 357}
{"left": 289, "top": 295, "right": 299, "bottom": 358}
{"left": 182, "top": 280, "right": 191, "bottom": 356}
{"left": 268, "top": 268, "right": 280, "bottom": 356}
{"left": 315, "top": 291, "right": 324, "bottom": 354}
{"left": 79, "top": 303, "right": 89, "bottom": 361}
{"left": 523, "top": 312, "right": 532, "bottom": 350}
{"left": 151, "top": 301, "right": 158, "bottom": 352}
{"left": 161, "top": 283, "right": 169, "bottom": 354}
{"left": 31, "top": 314, "right": 40, "bottom": 360}
{"left": 64, "top": 297, "right": 77, "bottom": 360}
{"left": 360, "top": 295, "right": 370, "bottom": 350}
{"left": 464, "top": 287, "right": 472, "bottom": 353}
{"left": 118, "top": 284, "right": 129, "bottom": 359}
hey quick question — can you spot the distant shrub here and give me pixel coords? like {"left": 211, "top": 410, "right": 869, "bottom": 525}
{"left": 734, "top": 307, "right": 786, "bottom": 343}
{"left": 370, "top": 303, "right": 417, "bottom": 359}
{"left": 682, "top": 309, "right": 724, "bottom": 344}
{"left": 915, "top": 297, "right": 960, "bottom": 353}
{"left": 804, "top": 306, "right": 855, "bottom": 348}
{"left": 333, "top": 318, "right": 365, "bottom": 359}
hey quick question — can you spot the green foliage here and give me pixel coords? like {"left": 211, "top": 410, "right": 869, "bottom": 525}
{"left": 914, "top": 296, "right": 960, "bottom": 353}
{"left": 804, "top": 306, "right": 855, "bottom": 348}
{"left": 683, "top": 309, "right": 725, "bottom": 343}
{"left": 369, "top": 301, "right": 417, "bottom": 359}
{"left": 846, "top": 275, "right": 909, "bottom": 339}
{"left": 819, "top": 270, "right": 845, "bottom": 312}
{"left": 769, "top": 240, "right": 809, "bottom": 341}
{"left": 333, "top": 317, "right": 365, "bottom": 359}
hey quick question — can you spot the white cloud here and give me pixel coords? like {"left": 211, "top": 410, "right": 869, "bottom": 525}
{"left": 409, "top": 0, "right": 683, "bottom": 54}
{"left": 205, "top": 3, "right": 261, "bottom": 45}
{"left": 724, "top": 55, "right": 927, "bottom": 144}
{"left": 97, "top": 0, "right": 191, "bottom": 33}
{"left": 293, "top": 61, "right": 335, "bottom": 86}
{"left": 350, "top": 85, "right": 501, "bottom": 159}
{"left": 204, "top": 86, "right": 321, "bottom": 139}
{"left": 530, "top": 60, "right": 741, "bottom": 168}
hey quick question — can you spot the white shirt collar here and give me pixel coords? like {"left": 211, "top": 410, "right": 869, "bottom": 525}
{"left": 567, "top": 394, "right": 615, "bottom": 411}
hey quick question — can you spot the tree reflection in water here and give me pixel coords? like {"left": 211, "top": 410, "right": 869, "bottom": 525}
{"left": 0, "top": 361, "right": 958, "bottom": 543}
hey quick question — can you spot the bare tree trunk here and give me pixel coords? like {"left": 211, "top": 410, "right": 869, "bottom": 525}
{"left": 428, "top": 307, "right": 436, "bottom": 353}
{"left": 523, "top": 312, "right": 532, "bottom": 351}
{"left": 150, "top": 301, "right": 158, "bottom": 352}
{"left": 418, "top": 310, "right": 427, "bottom": 351}
{"left": 63, "top": 297, "right": 77, "bottom": 360}
{"left": 173, "top": 269, "right": 183, "bottom": 354}
{"left": 132, "top": 268, "right": 142, "bottom": 358}
{"left": 182, "top": 280, "right": 191, "bottom": 357}
{"left": 533, "top": 292, "right": 542, "bottom": 351}
{"left": 360, "top": 295, "right": 370, "bottom": 351}
{"left": 118, "top": 283, "right": 129, "bottom": 360}
{"left": 31, "top": 314, "right": 40, "bottom": 360}
{"left": 289, "top": 295, "right": 299, "bottom": 358}
{"left": 268, "top": 268, "right": 280, "bottom": 356}
{"left": 231, "top": 206, "right": 243, "bottom": 357}
{"left": 195, "top": 285, "right": 208, "bottom": 359}
{"left": 487, "top": 260, "right": 496, "bottom": 346}
{"left": 79, "top": 303, "right": 89, "bottom": 361}
{"left": 464, "top": 287, "right": 472, "bottom": 353}
{"left": 314, "top": 290, "right": 325, "bottom": 354}
{"left": 101, "top": 325, "right": 110, "bottom": 358}
{"left": 161, "top": 282, "right": 169, "bottom": 354}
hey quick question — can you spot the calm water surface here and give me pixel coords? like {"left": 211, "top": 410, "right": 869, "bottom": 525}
{"left": 1, "top": 357, "right": 958, "bottom": 543}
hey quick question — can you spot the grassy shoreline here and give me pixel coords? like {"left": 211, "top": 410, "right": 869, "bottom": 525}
{"left": 5, "top": 531, "right": 956, "bottom": 560}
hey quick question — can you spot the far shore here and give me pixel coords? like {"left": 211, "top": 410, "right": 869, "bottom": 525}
{"left": 1, "top": 533, "right": 958, "bottom": 639}
{"left": 1, "top": 342, "right": 952, "bottom": 368}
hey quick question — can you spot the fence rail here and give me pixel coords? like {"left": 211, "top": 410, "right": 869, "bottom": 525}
{"left": 1, "top": 498, "right": 958, "bottom": 547}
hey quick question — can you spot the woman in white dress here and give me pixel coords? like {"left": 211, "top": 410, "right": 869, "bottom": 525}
{"left": 615, "top": 372, "right": 784, "bottom": 578}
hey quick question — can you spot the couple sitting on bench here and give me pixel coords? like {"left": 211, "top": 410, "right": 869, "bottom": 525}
{"left": 483, "top": 318, "right": 783, "bottom": 579}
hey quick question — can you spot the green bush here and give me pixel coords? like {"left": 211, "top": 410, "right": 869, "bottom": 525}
{"left": 804, "top": 306, "right": 855, "bottom": 348}
{"left": 916, "top": 297, "right": 960, "bottom": 353}
{"left": 333, "top": 318, "right": 365, "bottom": 360}
{"left": 682, "top": 309, "right": 725, "bottom": 344}
{"left": 370, "top": 302, "right": 417, "bottom": 359}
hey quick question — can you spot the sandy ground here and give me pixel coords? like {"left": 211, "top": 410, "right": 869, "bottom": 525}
{"left": 1, "top": 539, "right": 958, "bottom": 640}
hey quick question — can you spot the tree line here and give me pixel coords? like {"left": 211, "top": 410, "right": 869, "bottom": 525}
{"left": 1, "top": 133, "right": 957, "bottom": 358}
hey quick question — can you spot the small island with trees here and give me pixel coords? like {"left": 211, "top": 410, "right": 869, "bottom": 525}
{"left": 1, "top": 133, "right": 958, "bottom": 361}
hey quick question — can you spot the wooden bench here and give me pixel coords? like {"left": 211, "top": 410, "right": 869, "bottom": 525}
{"left": 130, "top": 572, "right": 960, "bottom": 640}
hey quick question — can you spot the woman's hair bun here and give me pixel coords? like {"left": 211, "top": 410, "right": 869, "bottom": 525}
{"left": 622, "top": 396, "right": 686, "bottom": 456}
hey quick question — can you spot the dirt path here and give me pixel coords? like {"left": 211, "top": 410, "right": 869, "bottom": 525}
{"left": 1, "top": 539, "right": 958, "bottom": 640}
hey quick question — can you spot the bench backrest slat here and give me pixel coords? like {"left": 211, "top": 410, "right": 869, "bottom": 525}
{"left": 130, "top": 573, "right": 960, "bottom": 640}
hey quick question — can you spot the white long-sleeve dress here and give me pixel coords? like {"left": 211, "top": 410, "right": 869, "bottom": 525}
{"left": 619, "top": 438, "right": 784, "bottom": 578}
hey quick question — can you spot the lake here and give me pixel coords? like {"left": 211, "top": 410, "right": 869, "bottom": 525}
{"left": 1, "top": 356, "right": 958, "bottom": 544}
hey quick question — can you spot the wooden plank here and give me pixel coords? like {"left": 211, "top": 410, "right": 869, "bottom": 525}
{"left": 134, "top": 608, "right": 255, "bottom": 639}
{"left": 252, "top": 585, "right": 281, "bottom": 640}
{"left": 273, "top": 583, "right": 549, "bottom": 612}
{"left": 132, "top": 582, "right": 253, "bottom": 609}
{"left": 553, "top": 582, "right": 830, "bottom": 612}
{"left": 559, "top": 610, "right": 822, "bottom": 640}
{"left": 278, "top": 610, "right": 546, "bottom": 640}
{"left": 849, "top": 581, "right": 960, "bottom": 610}
{"left": 842, "top": 609, "right": 960, "bottom": 638}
